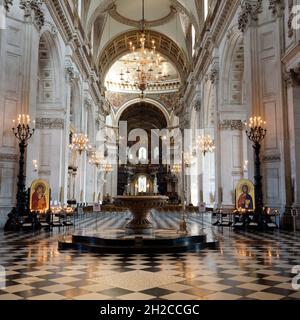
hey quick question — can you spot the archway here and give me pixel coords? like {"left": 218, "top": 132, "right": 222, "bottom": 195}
{"left": 117, "top": 101, "right": 168, "bottom": 195}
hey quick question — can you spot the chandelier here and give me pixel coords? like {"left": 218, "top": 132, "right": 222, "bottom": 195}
{"left": 197, "top": 135, "right": 216, "bottom": 156}
{"left": 119, "top": 0, "right": 164, "bottom": 93}
{"left": 88, "top": 151, "right": 103, "bottom": 168}
{"left": 102, "top": 161, "right": 113, "bottom": 173}
{"left": 171, "top": 164, "right": 182, "bottom": 175}
{"left": 69, "top": 133, "right": 91, "bottom": 154}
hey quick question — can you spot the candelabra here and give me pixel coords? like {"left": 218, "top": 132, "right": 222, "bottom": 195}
{"left": 5, "top": 114, "right": 35, "bottom": 231}
{"left": 197, "top": 135, "right": 215, "bottom": 156}
{"left": 245, "top": 116, "right": 267, "bottom": 230}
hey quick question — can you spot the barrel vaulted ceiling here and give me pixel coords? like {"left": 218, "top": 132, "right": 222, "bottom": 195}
{"left": 84, "top": 0, "right": 201, "bottom": 62}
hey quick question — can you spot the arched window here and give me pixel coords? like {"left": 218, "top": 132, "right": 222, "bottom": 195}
{"left": 204, "top": 0, "right": 209, "bottom": 20}
{"left": 154, "top": 146, "right": 159, "bottom": 160}
{"left": 138, "top": 147, "right": 147, "bottom": 162}
{"left": 138, "top": 176, "right": 147, "bottom": 193}
{"left": 192, "top": 25, "right": 196, "bottom": 56}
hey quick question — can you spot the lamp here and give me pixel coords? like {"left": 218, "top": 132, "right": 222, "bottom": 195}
{"left": 5, "top": 114, "right": 35, "bottom": 231}
{"left": 245, "top": 116, "right": 267, "bottom": 230}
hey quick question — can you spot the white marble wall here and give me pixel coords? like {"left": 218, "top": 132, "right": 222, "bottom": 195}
{"left": 0, "top": 2, "right": 99, "bottom": 228}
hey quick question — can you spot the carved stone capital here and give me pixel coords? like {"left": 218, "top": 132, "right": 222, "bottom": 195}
{"left": 238, "top": 0, "right": 263, "bottom": 33}
{"left": 19, "top": 0, "right": 45, "bottom": 30}
{"left": 268, "top": 0, "right": 285, "bottom": 17}
{"left": 285, "top": 66, "right": 300, "bottom": 87}
{"left": 219, "top": 120, "right": 245, "bottom": 131}
{"left": 4, "top": 0, "right": 13, "bottom": 11}
{"left": 36, "top": 118, "right": 64, "bottom": 129}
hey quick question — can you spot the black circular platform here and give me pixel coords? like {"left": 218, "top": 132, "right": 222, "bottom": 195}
{"left": 58, "top": 229, "right": 218, "bottom": 253}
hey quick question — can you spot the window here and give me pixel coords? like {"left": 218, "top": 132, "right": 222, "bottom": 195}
{"left": 138, "top": 147, "right": 147, "bottom": 162}
{"left": 138, "top": 176, "right": 147, "bottom": 193}
{"left": 192, "top": 25, "right": 196, "bottom": 56}
{"left": 204, "top": 0, "right": 209, "bottom": 20}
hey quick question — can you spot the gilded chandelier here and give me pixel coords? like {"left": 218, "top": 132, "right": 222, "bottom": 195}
{"left": 120, "top": 0, "right": 164, "bottom": 93}
{"left": 69, "top": 133, "right": 91, "bottom": 155}
{"left": 197, "top": 135, "right": 216, "bottom": 156}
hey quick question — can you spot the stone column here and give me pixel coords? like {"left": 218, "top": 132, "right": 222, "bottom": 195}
{"left": 286, "top": 69, "right": 300, "bottom": 211}
{"left": 238, "top": 0, "right": 263, "bottom": 181}
{"left": 209, "top": 59, "right": 221, "bottom": 208}
{"left": 19, "top": 0, "right": 45, "bottom": 187}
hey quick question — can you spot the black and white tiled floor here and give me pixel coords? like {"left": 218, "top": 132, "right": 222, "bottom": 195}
{"left": 0, "top": 212, "right": 300, "bottom": 300}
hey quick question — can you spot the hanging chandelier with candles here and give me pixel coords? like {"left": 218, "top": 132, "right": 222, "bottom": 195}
{"left": 119, "top": 0, "right": 165, "bottom": 93}
{"left": 69, "top": 133, "right": 91, "bottom": 155}
{"left": 197, "top": 135, "right": 216, "bottom": 156}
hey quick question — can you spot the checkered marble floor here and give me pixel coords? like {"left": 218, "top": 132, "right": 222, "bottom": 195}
{"left": 0, "top": 212, "right": 300, "bottom": 300}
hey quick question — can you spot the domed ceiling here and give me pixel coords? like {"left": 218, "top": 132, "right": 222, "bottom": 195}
{"left": 84, "top": 0, "right": 202, "bottom": 93}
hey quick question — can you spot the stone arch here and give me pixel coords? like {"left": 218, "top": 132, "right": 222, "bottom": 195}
{"left": 37, "top": 31, "right": 62, "bottom": 105}
{"left": 114, "top": 98, "right": 171, "bottom": 128}
{"left": 221, "top": 27, "right": 245, "bottom": 106}
{"left": 98, "top": 30, "right": 189, "bottom": 84}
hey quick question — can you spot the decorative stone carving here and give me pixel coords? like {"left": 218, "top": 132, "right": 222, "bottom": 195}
{"left": 268, "top": 0, "right": 285, "bottom": 17}
{"left": 4, "top": 0, "right": 13, "bottom": 11}
{"left": 35, "top": 118, "right": 64, "bottom": 129}
{"left": 0, "top": 153, "right": 17, "bottom": 162}
{"left": 263, "top": 155, "right": 281, "bottom": 162}
{"left": 288, "top": 2, "right": 295, "bottom": 38}
{"left": 84, "top": 97, "right": 92, "bottom": 109}
{"left": 238, "top": 0, "right": 263, "bottom": 33}
{"left": 209, "top": 67, "right": 219, "bottom": 84}
{"left": 19, "top": 0, "right": 45, "bottom": 30}
{"left": 219, "top": 120, "right": 245, "bottom": 131}
{"left": 285, "top": 66, "right": 300, "bottom": 87}
{"left": 65, "top": 60, "right": 79, "bottom": 82}
{"left": 43, "top": 21, "right": 58, "bottom": 37}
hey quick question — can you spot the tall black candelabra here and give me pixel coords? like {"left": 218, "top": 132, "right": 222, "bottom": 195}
{"left": 246, "top": 116, "right": 267, "bottom": 230}
{"left": 5, "top": 115, "right": 35, "bottom": 231}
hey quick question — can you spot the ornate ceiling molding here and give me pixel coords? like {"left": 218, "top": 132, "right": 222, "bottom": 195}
{"left": 98, "top": 30, "right": 189, "bottom": 84}
{"left": 108, "top": 4, "right": 177, "bottom": 28}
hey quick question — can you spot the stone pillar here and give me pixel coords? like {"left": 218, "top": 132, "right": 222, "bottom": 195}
{"left": 209, "top": 58, "right": 221, "bottom": 208}
{"left": 19, "top": 0, "right": 44, "bottom": 188}
{"left": 286, "top": 70, "right": 300, "bottom": 210}
{"left": 238, "top": 0, "right": 263, "bottom": 181}
{"left": 63, "top": 59, "right": 76, "bottom": 205}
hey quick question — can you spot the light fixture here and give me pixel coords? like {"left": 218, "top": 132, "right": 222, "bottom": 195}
{"left": 102, "top": 161, "right": 113, "bottom": 173}
{"left": 171, "top": 164, "right": 182, "bottom": 175}
{"left": 69, "top": 133, "right": 91, "bottom": 155}
{"left": 197, "top": 135, "right": 215, "bottom": 156}
{"left": 88, "top": 150, "right": 103, "bottom": 168}
{"left": 120, "top": 0, "right": 164, "bottom": 94}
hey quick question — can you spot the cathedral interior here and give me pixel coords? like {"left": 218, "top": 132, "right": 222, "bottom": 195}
{"left": 0, "top": 0, "right": 300, "bottom": 302}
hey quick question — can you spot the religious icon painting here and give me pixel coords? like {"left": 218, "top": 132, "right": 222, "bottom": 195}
{"left": 235, "top": 179, "right": 255, "bottom": 210}
{"left": 29, "top": 179, "right": 50, "bottom": 213}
